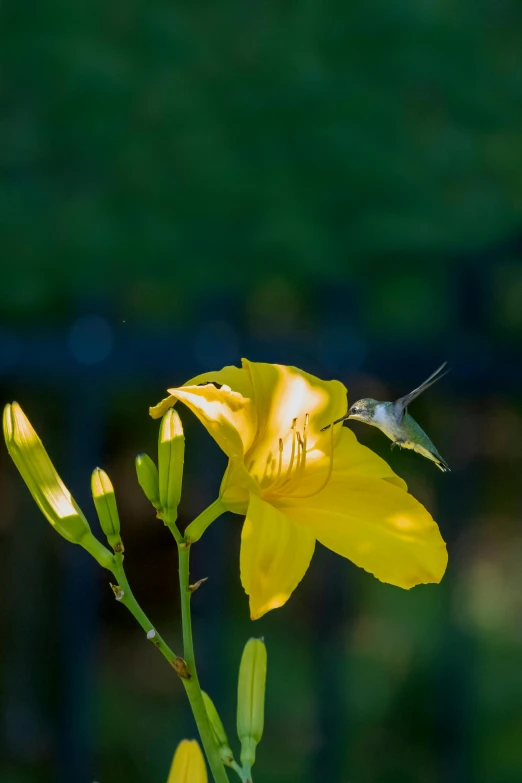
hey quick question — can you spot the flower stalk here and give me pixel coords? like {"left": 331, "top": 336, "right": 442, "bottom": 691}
{"left": 177, "top": 538, "right": 230, "bottom": 783}
{"left": 110, "top": 552, "right": 178, "bottom": 668}
{"left": 185, "top": 498, "right": 226, "bottom": 543}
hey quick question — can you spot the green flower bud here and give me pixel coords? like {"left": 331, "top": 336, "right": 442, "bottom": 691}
{"left": 91, "top": 468, "right": 123, "bottom": 553}
{"left": 135, "top": 453, "right": 161, "bottom": 510}
{"left": 237, "top": 638, "right": 267, "bottom": 769}
{"left": 3, "top": 403, "right": 113, "bottom": 570}
{"left": 158, "top": 409, "right": 184, "bottom": 524}
{"left": 202, "top": 691, "right": 234, "bottom": 765}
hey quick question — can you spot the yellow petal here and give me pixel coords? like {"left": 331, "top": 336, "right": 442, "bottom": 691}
{"left": 151, "top": 384, "right": 257, "bottom": 461}
{"left": 219, "top": 460, "right": 252, "bottom": 514}
{"left": 243, "top": 360, "right": 348, "bottom": 484}
{"left": 241, "top": 493, "right": 315, "bottom": 619}
{"left": 151, "top": 364, "right": 258, "bottom": 507}
{"left": 180, "top": 363, "right": 255, "bottom": 400}
{"left": 332, "top": 428, "right": 407, "bottom": 490}
{"left": 285, "top": 427, "right": 407, "bottom": 498}
{"left": 150, "top": 362, "right": 254, "bottom": 422}
{"left": 167, "top": 739, "right": 207, "bottom": 783}
{"left": 264, "top": 427, "right": 406, "bottom": 503}
{"left": 281, "top": 475, "right": 447, "bottom": 588}
{"left": 245, "top": 360, "right": 347, "bottom": 448}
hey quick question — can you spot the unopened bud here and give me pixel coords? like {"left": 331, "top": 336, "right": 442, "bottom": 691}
{"left": 167, "top": 739, "right": 207, "bottom": 783}
{"left": 3, "top": 403, "right": 113, "bottom": 570}
{"left": 91, "top": 468, "right": 123, "bottom": 552}
{"left": 202, "top": 691, "right": 234, "bottom": 765}
{"left": 135, "top": 453, "right": 161, "bottom": 510}
{"left": 237, "top": 638, "right": 267, "bottom": 769}
{"left": 158, "top": 409, "right": 184, "bottom": 524}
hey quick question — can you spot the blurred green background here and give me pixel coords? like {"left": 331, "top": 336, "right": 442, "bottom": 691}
{"left": 2, "top": 1, "right": 522, "bottom": 781}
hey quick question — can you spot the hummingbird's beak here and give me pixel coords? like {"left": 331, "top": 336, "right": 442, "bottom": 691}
{"left": 320, "top": 415, "right": 347, "bottom": 432}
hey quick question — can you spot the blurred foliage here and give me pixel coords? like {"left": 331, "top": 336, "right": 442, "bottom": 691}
{"left": 3, "top": 0, "right": 522, "bottom": 320}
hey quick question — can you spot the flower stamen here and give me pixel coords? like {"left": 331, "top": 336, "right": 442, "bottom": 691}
{"left": 299, "top": 413, "right": 309, "bottom": 475}
{"left": 269, "top": 418, "right": 297, "bottom": 492}
{"left": 295, "top": 431, "right": 304, "bottom": 473}
{"left": 275, "top": 438, "right": 284, "bottom": 482}
{"left": 286, "top": 424, "right": 335, "bottom": 499}
{"left": 261, "top": 453, "right": 272, "bottom": 485}
{"left": 264, "top": 413, "right": 318, "bottom": 497}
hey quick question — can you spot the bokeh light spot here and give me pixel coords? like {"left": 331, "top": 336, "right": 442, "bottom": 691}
{"left": 67, "top": 315, "right": 114, "bottom": 365}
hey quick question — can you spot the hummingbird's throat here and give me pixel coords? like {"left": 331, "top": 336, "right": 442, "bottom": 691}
{"left": 257, "top": 413, "right": 335, "bottom": 499}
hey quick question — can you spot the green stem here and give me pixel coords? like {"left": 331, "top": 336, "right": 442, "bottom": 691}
{"left": 178, "top": 541, "right": 230, "bottom": 783}
{"left": 111, "top": 553, "right": 228, "bottom": 780}
{"left": 184, "top": 498, "right": 226, "bottom": 543}
{"left": 113, "top": 547, "right": 229, "bottom": 783}
{"left": 230, "top": 760, "right": 252, "bottom": 783}
{"left": 110, "top": 497, "right": 229, "bottom": 782}
{"left": 165, "top": 519, "right": 183, "bottom": 545}
{"left": 111, "top": 555, "right": 178, "bottom": 667}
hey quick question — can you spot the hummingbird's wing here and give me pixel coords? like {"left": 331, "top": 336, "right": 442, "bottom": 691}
{"left": 392, "top": 362, "right": 448, "bottom": 422}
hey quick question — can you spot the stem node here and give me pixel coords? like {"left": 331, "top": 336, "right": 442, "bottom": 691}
{"left": 110, "top": 583, "right": 125, "bottom": 601}
{"left": 189, "top": 577, "right": 208, "bottom": 593}
{"left": 172, "top": 656, "right": 192, "bottom": 679}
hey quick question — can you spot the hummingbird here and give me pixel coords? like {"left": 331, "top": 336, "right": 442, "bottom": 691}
{"left": 322, "top": 363, "right": 450, "bottom": 471}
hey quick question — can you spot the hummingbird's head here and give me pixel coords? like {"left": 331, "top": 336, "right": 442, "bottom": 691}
{"left": 346, "top": 398, "right": 378, "bottom": 423}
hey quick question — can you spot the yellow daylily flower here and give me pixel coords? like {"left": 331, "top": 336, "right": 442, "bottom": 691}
{"left": 167, "top": 739, "right": 207, "bottom": 783}
{"left": 151, "top": 360, "right": 447, "bottom": 620}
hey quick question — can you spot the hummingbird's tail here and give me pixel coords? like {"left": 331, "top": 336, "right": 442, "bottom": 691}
{"left": 434, "top": 454, "right": 451, "bottom": 472}
{"left": 321, "top": 415, "right": 346, "bottom": 432}
{"left": 395, "top": 361, "right": 449, "bottom": 411}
